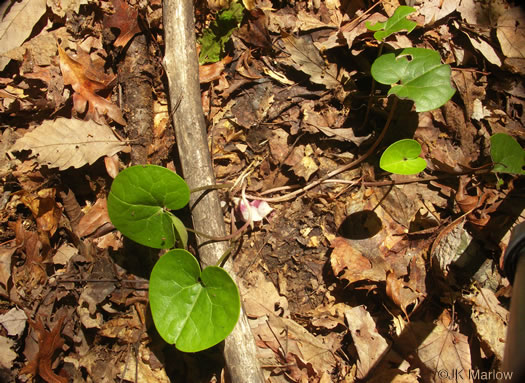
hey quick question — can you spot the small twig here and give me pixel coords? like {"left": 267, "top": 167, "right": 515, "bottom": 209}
{"left": 190, "top": 182, "right": 234, "bottom": 193}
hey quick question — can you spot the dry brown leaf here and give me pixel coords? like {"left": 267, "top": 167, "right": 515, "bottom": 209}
{"left": 104, "top": 0, "right": 141, "bottom": 47}
{"left": 12, "top": 221, "right": 47, "bottom": 292}
{"left": 252, "top": 314, "right": 338, "bottom": 378}
{"left": 236, "top": 8, "right": 272, "bottom": 50}
{"left": 345, "top": 305, "right": 389, "bottom": 379}
{"left": 48, "top": 0, "right": 88, "bottom": 17}
{"left": 241, "top": 270, "right": 289, "bottom": 318}
{"left": 10, "top": 118, "right": 130, "bottom": 170}
{"left": 464, "top": 287, "right": 508, "bottom": 361}
{"left": 330, "top": 237, "right": 386, "bottom": 284}
{"left": 118, "top": 343, "right": 170, "bottom": 382}
{"left": 0, "top": 307, "right": 27, "bottom": 337}
{"left": 58, "top": 46, "right": 126, "bottom": 125}
{"left": 385, "top": 271, "right": 420, "bottom": 318}
{"left": 417, "top": 0, "right": 459, "bottom": 25}
{"left": 52, "top": 243, "right": 77, "bottom": 266}
{"left": 415, "top": 321, "right": 472, "bottom": 383}
{"left": 0, "top": 0, "right": 47, "bottom": 70}
{"left": 457, "top": 24, "right": 502, "bottom": 66}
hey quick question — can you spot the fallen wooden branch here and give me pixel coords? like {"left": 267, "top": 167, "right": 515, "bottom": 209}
{"left": 162, "top": 1, "right": 265, "bottom": 382}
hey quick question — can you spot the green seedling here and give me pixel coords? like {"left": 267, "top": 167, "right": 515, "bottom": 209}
{"left": 380, "top": 139, "right": 426, "bottom": 175}
{"left": 107, "top": 165, "right": 241, "bottom": 352}
{"left": 366, "top": 5, "right": 417, "bottom": 42}
{"left": 198, "top": 0, "right": 244, "bottom": 64}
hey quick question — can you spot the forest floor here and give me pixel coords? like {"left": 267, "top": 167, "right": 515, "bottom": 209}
{"left": 1, "top": 0, "right": 524, "bottom": 382}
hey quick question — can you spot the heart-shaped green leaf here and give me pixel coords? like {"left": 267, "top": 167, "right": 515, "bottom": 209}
{"left": 107, "top": 165, "right": 190, "bottom": 249}
{"left": 380, "top": 139, "right": 427, "bottom": 175}
{"left": 490, "top": 133, "right": 525, "bottom": 175}
{"left": 366, "top": 6, "right": 417, "bottom": 41}
{"left": 371, "top": 48, "right": 456, "bottom": 112}
{"left": 149, "top": 249, "right": 240, "bottom": 352}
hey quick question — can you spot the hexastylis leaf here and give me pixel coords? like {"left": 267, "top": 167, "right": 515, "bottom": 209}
{"left": 380, "top": 139, "right": 427, "bottom": 175}
{"left": 490, "top": 133, "right": 525, "bottom": 175}
{"left": 371, "top": 47, "right": 456, "bottom": 112}
{"left": 149, "top": 249, "right": 241, "bottom": 352}
{"left": 107, "top": 165, "right": 190, "bottom": 249}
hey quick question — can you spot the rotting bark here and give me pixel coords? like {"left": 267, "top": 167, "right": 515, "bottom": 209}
{"left": 162, "top": 1, "right": 265, "bottom": 382}
{"left": 119, "top": 34, "right": 153, "bottom": 165}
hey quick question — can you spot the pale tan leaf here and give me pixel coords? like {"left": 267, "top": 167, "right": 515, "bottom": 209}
{"left": 0, "top": 246, "right": 15, "bottom": 292}
{"left": 345, "top": 305, "right": 389, "bottom": 379}
{"left": 416, "top": 322, "right": 472, "bottom": 383}
{"left": 48, "top": 0, "right": 88, "bottom": 17}
{"left": 417, "top": 0, "right": 459, "bottom": 25}
{"left": 461, "top": 28, "right": 502, "bottom": 66}
{"left": 0, "top": 307, "right": 27, "bottom": 337}
{"left": 10, "top": 118, "right": 130, "bottom": 170}
{"left": 0, "top": 0, "right": 47, "bottom": 70}
{"left": 0, "top": 336, "right": 17, "bottom": 370}
{"left": 280, "top": 34, "right": 340, "bottom": 89}
{"left": 497, "top": 7, "right": 525, "bottom": 59}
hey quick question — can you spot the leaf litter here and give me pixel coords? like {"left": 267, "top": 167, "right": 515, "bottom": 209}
{"left": 0, "top": 0, "right": 524, "bottom": 382}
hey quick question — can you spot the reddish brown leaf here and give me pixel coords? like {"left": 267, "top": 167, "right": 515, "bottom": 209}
{"left": 199, "top": 55, "right": 232, "bottom": 83}
{"left": 58, "top": 46, "right": 125, "bottom": 125}
{"left": 104, "top": 0, "right": 141, "bottom": 47}
{"left": 20, "top": 315, "right": 67, "bottom": 383}
{"left": 77, "top": 197, "right": 111, "bottom": 238}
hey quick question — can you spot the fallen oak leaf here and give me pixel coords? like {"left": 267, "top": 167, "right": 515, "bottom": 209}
{"left": 58, "top": 45, "right": 126, "bottom": 125}
{"left": 20, "top": 315, "right": 68, "bottom": 383}
{"left": 103, "top": 0, "right": 141, "bottom": 47}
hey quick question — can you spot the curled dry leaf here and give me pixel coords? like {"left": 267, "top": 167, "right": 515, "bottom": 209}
{"left": 58, "top": 46, "right": 126, "bottom": 125}
{"left": 20, "top": 315, "right": 68, "bottom": 383}
{"left": 20, "top": 188, "right": 62, "bottom": 236}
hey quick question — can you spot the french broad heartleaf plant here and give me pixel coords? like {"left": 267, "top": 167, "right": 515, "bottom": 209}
{"left": 107, "top": 165, "right": 241, "bottom": 352}
{"left": 369, "top": 7, "right": 524, "bottom": 177}
{"left": 149, "top": 249, "right": 240, "bottom": 352}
